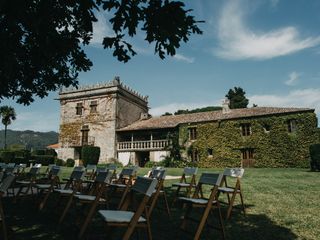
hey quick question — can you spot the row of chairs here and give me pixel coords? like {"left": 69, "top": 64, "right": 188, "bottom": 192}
{"left": 0, "top": 165, "right": 245, "bottom": 240}
{"left": 171, "top": 167, "right": 245, "bottom": 240}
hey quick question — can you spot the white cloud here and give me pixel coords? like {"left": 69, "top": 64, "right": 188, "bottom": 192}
{"left": 214, "top": 0, "right": 320, "bottom": 60}
{"left": 173, "top": 54, "right": 195, "bottom": 63}
{"left": 249, "top": 88, "right": 320, "bottom": 114}
{"left": 91, "top": 12, "right": 113, "bottom": 45}
{"left": 285, "top": 71, "right": 300, "bottom": 86}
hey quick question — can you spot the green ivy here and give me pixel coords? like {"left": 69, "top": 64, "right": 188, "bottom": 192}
{"left": 179, "top": 112, "right": 319, "bottom": 168}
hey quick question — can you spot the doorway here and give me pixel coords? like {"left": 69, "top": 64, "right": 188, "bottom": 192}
{"left": 135, "top": 151, "right": 150, "bottom": 167}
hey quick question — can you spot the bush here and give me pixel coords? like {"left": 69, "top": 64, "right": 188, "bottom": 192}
{"left": 107, "top": 158, "right": 123, "bottom": 168}
{"left": 66, "top": 158, "right": 75, "bottom": 167}
{"left": 33, "top": 155, "right": 55, "bottom": 166}
{"left": 32, "top": 149, "right": 46, "bottom": 155}
{"left": 144, "top": 161, "right": 161, "bottom": 168}
{"left": 81, "top": 146, "right": 100, "bottom": 166}
{"left": 310, "top": 144, "right": 320, "bottom": 171}
{"left": 0, "top": 151, "right": 15, "bottom": 163}
{"left": 55, "top": 158, "right": 65, "bottom": 166}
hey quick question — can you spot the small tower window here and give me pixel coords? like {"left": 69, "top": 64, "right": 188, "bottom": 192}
{"left": 287, "top": 119, "right": 297, "bottom": 133}
{"left": 76, "top": 103, "right": 83, "bottom": 115}
{"left": 207, "top": 148, "right": 213, "bottom": 157}
{"left": 90, "top": 101, "right": 98, "bottom": 113}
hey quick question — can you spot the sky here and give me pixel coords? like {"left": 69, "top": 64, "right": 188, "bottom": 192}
{"left": 2, "top": 0, "right": 320, "bottom": 132}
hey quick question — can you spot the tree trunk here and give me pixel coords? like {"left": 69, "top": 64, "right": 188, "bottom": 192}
{"left": 4, "top": 124, "right": 7, "bottom": 150}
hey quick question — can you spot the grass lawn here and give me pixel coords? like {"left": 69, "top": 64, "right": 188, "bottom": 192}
{"left": 3, "top": 167, "right": 320, "bottom": 239}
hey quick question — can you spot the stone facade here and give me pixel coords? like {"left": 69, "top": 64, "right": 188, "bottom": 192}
{"left": 58, "top": 77, "right": 148, "bottom": 163}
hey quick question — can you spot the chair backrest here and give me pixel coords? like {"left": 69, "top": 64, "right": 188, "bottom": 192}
{"left": 149, "top": 169, "right": 166, "bottom": 180}
{"left": 74, "top": 166, "right": 85, "bottom": 172}
{"left": 131, "top": 177, "right": 158, "bottom": 197}
{"left": 198, "top": 173, "right": 223, "bottom": 186}
{"left": 0, "top": 174, "right": 15, "bottom": 193}
{"left": 95, "top": 170, "right": 112, "bottom": 183}
{"left": 223, "top": 168, "right": 244, "bottom": 178}
{"left": 49, "top": 166, "right": 61, "bottom": 176}
{"left": 70, "top": 170, "right": 85, "bottom": 180}
{"left": 107, "top": 164, "right": 117, "bottom": 171}
{"left": 4, "top": 166, "right": 15, "bottom": 174}
{"left": 29, "top": 166, "right": 41, "bottom": 175}
{"left": 96, "top": 166, "right": 108, "bottom": 174}
{"left": 7, "top": 163, "right": 15, "bottom": 168}
{"left": 119, "top": 168, "right": 136, "bottom": 177}
{"left": 34, "top": 163, "right": 42, "bottom": 168}
{"left": 184, "top": 167, "right": 198, "bottom": 175}
{"left": 86, "top": 164, "right": 97, "bottom": 171}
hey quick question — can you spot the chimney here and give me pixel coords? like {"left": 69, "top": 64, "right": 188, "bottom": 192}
{"left": 140, "top": 112, "right": 150, "bottom": 120}
{"left": 222, "top": 98, "right": 231, "bottom": 114}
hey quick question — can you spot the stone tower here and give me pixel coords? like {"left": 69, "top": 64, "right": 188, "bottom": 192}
{"left": 57, "top": 77, "right": 148, "bottom": 163}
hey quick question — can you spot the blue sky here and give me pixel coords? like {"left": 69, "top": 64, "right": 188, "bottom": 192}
{"left": 2, "top": 0, "right": 320, "bottom": 132}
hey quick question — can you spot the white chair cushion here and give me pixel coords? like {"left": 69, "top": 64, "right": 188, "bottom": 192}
{"left": 110, "top": 183, "right": 127, "bottom": 188}
{"left": 218, "top": 187, "right": 240, "bottom": 193}
{"left": 98, "top": 210, "right": 146, "bottom": 223}
{"left": 172, "top": 183, "right": 191, "bottom": 187}
{"left": 35, "top": 184, "right": 51, "bottom": 189}
{"left": 16, "top": 180, "right": 31, "bottom": 185}
{"left": 74, "top": 194, "right": 106, "bottom": 202}
{"left": 54, "top": 189, "right": 73, "bottom": 194}
{"left": 179, "top": 197, "right": 217, "bottom": 205}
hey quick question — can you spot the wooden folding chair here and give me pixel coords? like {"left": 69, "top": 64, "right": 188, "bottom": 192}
{"left": 172, "top": 167, "right": 198, "bottom": 206}
{"left": 218, "top": 168, "right": 245, "bottom": 219}
{"left": 59, "top": 170, "right": 112, "bottom": 224}
{"left": 0, "top": 174, "right": 16, "bottom": 240}
{"left": 15, "top": 166, "right": 41, "bottom": 199}
{"left": 109, "top": 168, "right": 137, "bottom": 208}
{"left": 148, "top": 169, "right": 171, "bottom": 217}
{"left": 179, "top": 173, "right": 225, "bottom": 240}
{"left": 85, "top": 164, "right": 97, "bottom": 180}
{"left": 35, "top": 166, "right": 61, "bottom": 210}
{"left": 98, "top": 176, "right": 158, "bottom": 240}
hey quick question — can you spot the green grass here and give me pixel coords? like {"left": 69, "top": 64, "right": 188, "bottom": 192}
{"left": 4, "top": 168, "right": 320, "bottom": 239}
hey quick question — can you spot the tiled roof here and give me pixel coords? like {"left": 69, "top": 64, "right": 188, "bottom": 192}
{"left": 47, "top": 143, "right": 60, "bottom": 149}
{"left": 117, "top": 107, "right": 314, "bottom": 131}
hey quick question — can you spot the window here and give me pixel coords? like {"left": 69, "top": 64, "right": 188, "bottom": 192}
{"left": 190, "top": 149, "right": 199, "bottom": 162}
{"left": 81, "top": 125, "right": 89, "bottom": 145}
{"left": 287, "top": 119, "right": 297, "bottom": 133}
{"left": 188, "top": 127, "right": 197, "bottom": 140}
{"left": 76, "top": 103, "right": 83, "bottom": 115}
{"left": 263, "top": 124, "right": 271, "bottom": 133}
{"left": 241, "top": 149, "right": 254, "bottom": 160}
{"left": 207, "top": 148, "right": 213, "bottom": 157}
{"left": 90, "top": 100, "right": 98, "bottom": 113}
{"left": 241, "top": 123, "right": 251, "bottom": 136}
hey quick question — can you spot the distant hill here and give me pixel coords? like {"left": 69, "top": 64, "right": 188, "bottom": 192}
{"left": 0, "top": 129, "right": 58, "bottom": 150}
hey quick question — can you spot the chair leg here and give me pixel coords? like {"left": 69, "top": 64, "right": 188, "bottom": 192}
{"left": 180, "top": 204, "right": 192, "bottom": 230}
{"left": 194, "top": 204, "right": 211, "bottom": 240}
{"left": 59, "top": 195, "right": 73, "bottom": 224}
{"left": 78, "top": 201, "right": 98, "bottom": 239}
{"left": 240, "top": 192, "right": 246, "bottom": 216}
{"left": 171, "top": 186, "right": 181, "bottom": 207}
{"left": 162, "top": 192, "right": 171, "bottom": 217}
{"left": 216, "top": 202, "right": 226, "bottom": 240}
{"left": 39, "top": 190, "right": 51, "bottom": 211}
{"left": 0, "top": 201, "right": 8, "bottom": 240}
{"left": 226, "top": 191, "right": 237, "bottom": 220}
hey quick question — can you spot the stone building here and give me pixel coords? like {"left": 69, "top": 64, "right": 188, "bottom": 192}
{"left": 58, "top": 77, "right": 148, "bottom": 163}
{"left": 58, "top": 78, "right": 319, "bottom": 168}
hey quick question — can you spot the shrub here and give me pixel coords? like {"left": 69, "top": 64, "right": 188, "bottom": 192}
{"left": 33, "top": 155, "right": 55, "bottom": 166}
{"left": 32, "top": 149, "right": 46, "bottom": 155}
{"left": 55, "top": 158, "right": 65, "bottom": 166}
{"left": 0, "top": 151, "right": 15, "bottom": 163}
{"left": 45, "top": 149, "right": 57, "bottom": 156}
{"left": 144, "top": 161, "right": 160, "bottom": 168}
{"left": 81, "top": 146, "right": 100, "bottom": 166}
{"left": 66, "top": 158, "right": 75, "bottom": 167}
{"left": 310, "top": 144, "right": 320, "bottom": 171}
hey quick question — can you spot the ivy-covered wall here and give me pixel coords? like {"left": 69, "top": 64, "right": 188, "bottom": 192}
{"left": 179, "top": 112, "right": 319, "bottom": 168}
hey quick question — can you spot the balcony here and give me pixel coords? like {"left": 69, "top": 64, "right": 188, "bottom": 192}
{"left": 117, "top": 139, "right": 170, "bottom": 151}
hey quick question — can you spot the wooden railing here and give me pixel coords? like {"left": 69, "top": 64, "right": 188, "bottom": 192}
{"left": 117, "top": 139, "right": 170, "bottom": 151}
{"left": 65, "top": 136, "right": 95, "bottom": 147}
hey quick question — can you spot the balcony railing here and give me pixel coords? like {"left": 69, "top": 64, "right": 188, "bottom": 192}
{"left": 117, "top": 139, "right": 170, "bottom": 151}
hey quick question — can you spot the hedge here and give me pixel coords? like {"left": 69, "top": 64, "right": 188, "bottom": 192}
{"left": 310, "top": 144, "right": 320, "bottom": 171}
{"left": 81, "top": 146, "right": 100, "bottom": 166}
{"left": 33, "top": 155, "right": 55, "bottom": 166}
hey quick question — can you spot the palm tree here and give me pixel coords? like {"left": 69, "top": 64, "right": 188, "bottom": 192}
{"left": 0, "top": 106, "right": 16, "bottom": 149}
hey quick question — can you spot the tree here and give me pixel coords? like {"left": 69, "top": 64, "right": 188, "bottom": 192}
{"left": 0, "top": 0, "right": 203, "bottom": 105}
{"left": 225, "top": 87, "right": 249, "bottom": 109}
{"left": 0, "top": 106, "right": 16, "bottom": 149}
